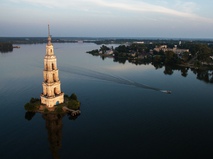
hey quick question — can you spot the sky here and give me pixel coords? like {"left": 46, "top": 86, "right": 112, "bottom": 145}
{"left": 1, "top": 0, "right": 213, "bottom": 38}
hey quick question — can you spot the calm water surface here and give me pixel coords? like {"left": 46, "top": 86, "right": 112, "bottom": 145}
{"left": 0, "top": 43, "right": 213, "bottom": 159}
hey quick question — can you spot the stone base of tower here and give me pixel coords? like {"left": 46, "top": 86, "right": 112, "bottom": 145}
{"left": 40, "top": 93, "right": 64, "bottom": 108}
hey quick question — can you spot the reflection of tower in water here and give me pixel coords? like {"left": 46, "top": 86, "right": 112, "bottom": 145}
{"left": 25, "top": 111, "right": 80, "bottom": 159}
{"left": 42, "top": 113, "right": 64, "bottom": 159}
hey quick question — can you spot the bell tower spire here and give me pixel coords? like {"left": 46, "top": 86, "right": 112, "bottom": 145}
{"left": 47, "top": 24, "right": 52, "bottom": 46}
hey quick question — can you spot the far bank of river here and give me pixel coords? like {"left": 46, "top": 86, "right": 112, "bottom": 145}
{"left": 86, "top": 44, "right": 213, "bottom": 84}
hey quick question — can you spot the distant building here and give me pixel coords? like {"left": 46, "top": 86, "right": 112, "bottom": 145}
{"left": 40, "top": 25, "right": 64, "bottom": 108}
{"left": 172, "top": 48, "right": 189, "bottom": 54}
{"left": 153, "top": 45, "right": 168, "bottom": 52}
{"left": 154, "top": 45, "right": 189, "bottom": 54}
{"left": 105, "top": 50, "right": 114, "bottom": 55}
{"left": 133, "top": 41, "right": 144, "bottom": 44}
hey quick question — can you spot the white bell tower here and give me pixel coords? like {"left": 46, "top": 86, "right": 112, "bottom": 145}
{"left": 40, "top": 25, "right": 64, "bottom": 107}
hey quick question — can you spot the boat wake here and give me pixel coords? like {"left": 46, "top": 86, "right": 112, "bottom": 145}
{"left": 60, "top": 66, "right": 171, "bottom": 94}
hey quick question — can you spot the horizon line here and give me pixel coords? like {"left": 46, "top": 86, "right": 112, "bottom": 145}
{"left": 1, "top": 36, "right": 213, "bottom": 40}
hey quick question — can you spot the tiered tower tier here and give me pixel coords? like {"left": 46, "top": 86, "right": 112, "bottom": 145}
{"left": 40, "top": 25, "right": 64, "bottom": 107}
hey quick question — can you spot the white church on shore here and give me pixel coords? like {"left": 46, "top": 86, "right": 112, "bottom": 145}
{"left": 40, "top": 25, "right": 64, "bottom": 107}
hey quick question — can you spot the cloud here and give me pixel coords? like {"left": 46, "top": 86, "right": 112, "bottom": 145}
{"left": 9, "top": 0, "right": 213, "bottom": 23}
{"left": 90, "top": 0, "right": 212, "bottom": 23}
{"left": 174, "top": 1, "right": 199, "bottom": 13}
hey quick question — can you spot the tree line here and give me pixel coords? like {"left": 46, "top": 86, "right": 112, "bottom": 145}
{"left": 0, "top": 43, "right": 13, "bottom": 53}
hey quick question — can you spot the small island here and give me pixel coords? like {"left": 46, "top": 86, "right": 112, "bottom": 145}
{"left": 24, "top": 93, "right": 81, "bottom": 116}
{"left": 0, "top": 42, "right": 13, "bottom": 53}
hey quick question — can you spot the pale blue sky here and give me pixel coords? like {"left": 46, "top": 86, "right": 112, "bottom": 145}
{"left": 1, "top": 0, "right": 213, "bottom": 38}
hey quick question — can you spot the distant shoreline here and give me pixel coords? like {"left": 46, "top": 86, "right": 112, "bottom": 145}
{"left": 1, "top": 37, "right": 213, "bottom": 45}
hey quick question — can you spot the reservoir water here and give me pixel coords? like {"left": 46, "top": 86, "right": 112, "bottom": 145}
{"left": 0, "top": 43, "right": 213, "bottom": 159}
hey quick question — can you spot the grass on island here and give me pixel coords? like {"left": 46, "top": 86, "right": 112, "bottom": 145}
{"left": 24, "top": 93, "right": 80, "bottom": 113}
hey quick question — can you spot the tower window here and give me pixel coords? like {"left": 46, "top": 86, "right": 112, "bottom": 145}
{"left": 52, "top": 63, "right": 55, "bottom": 70}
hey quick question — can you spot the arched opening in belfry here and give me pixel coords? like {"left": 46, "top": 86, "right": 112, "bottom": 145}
{"left": 44, "top": 73, "right": 47, "bottom": 82}
{"left": 53, "top": 73, "right": 56, "bottom": 82}
{"left": 46, "top": 64, "right": 48, "bottom": 70}
{"left": 52, "top": 63, "right": 55, "bottom": 70}
{"left": 54, "top": 87, "right": 57, "bottom": 95}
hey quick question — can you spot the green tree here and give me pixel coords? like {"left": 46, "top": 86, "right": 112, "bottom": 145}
{"left": 165, "top": 51, "right": 174, "bottom": 64}
{"left": 100, "top": 45, "right": 110, "bottom": 54}
{"left": 196, "top": 44, "right": 211, "bottom": 62}
{"left": 24, "top": 102, "right": 39, "bottom": 111}
{"left": 182, "top": 52, "right": 190, "bottom": 62}
{"left": 0, "top": 43, "right": 13, "bottom": 53}
{"left": 67, "top": 100, "right": 80, "bottom": 110}
{"left": 30, "top": 97, "right": 39, "bottom": 103}
{"left": 70, "top": 93, "right": 77, "bottom": 100}
{"left": 115, "top": 45, "right": 128, "bottom": 53}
